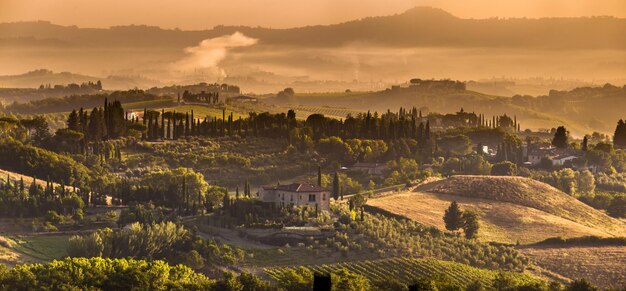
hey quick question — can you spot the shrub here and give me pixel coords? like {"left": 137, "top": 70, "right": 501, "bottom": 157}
{"left": 491, "top": 161, "right": 517, "bottom": 176}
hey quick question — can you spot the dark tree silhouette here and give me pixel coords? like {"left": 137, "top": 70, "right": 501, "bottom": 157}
{"left": 552, "top": 126, "right": 569, "bottom": 148}
{"left": 443, "top": 201, "right": 463, "bottom": 231}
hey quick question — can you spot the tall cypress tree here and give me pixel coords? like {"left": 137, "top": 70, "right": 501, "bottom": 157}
{"left": 552, "top": 126, "right": 569, "bottom": 149}
{"left": 613, "top": 120, "right": 626, "bottom": 149}
{"left": 332, "top": 172, "right": 340, "bottom": 201}
{"left": 317, "top": 166, "right": 322, "bottom": 187}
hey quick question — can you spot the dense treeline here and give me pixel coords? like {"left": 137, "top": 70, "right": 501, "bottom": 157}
{"left": 0, "top": 138, "right": 91, "bottom": 188}
{"left": 0, "top": 175, "right": 84, "bottom": 218}
{"left": 0, "top": 258, "right": 213, "bottom": 290}
{"left": 67, "top": 222, "right": 246, "bottom": 271}
{"left": 112, "top": 167, "right": 227, "bottom": 214}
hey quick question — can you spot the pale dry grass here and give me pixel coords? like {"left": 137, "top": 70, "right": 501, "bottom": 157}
{"left": 368, "top": 191, "right": 613, "bottom": 244}
{"left": 520, "top": 246, "right": 626, "bottom": 289}
{"left": 416, "top": 176, "right": 626, "bottom": 236}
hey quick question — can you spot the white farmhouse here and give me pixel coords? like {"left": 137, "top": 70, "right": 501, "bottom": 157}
{"left": 258, "top": 183, "right": 330, "bottom": 211}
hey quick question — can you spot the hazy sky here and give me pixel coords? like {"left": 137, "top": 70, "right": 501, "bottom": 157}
{"left": 1, "top": 0, "right": 625, "bottom": 29}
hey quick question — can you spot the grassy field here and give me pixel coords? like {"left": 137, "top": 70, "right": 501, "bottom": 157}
{"left": 1, "top": 235, "right": 69, "bottom": 263}
{"left": 367, "top": 176, "right": 626, "bottom": 244}
{"left": 282, "top": 105, "right": 365, "bottom": 119}
{"left": 519, "top": 246, "right": 626, "bottom": 289}
{"left": 265, "top": 257, "right": 540, "bottom": 287}
{"left": 157, "top": 104, "right": 249, "bottom": 120}
{"left": 124, "top": 98, "right": 175, "bottom": 110}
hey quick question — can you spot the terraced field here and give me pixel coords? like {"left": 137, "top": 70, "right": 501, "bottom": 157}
{"left": 265, "top": 257, "right": 539, "bottom": 287}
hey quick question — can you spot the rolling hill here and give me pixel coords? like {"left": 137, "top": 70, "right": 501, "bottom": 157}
{"left": 367, "top": 176, "right": 626, "bottom": 244}
{"left": 2, "top": 7, "right": 624, "bottom": 49}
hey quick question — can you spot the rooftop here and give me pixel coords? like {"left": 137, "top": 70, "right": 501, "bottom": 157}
{"left": 262, "top": 183, "right": 328, "bottom": 192}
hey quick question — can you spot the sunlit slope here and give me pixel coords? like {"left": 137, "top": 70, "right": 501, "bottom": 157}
{"left": 368, "top": 176, "right": 626, "bottom": 244}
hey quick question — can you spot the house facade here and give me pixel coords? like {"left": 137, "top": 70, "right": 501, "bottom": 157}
{"left": 258, "top": 183, "right": 330, "bottom": 211}
{"left": 526, "top": 144, "right": 581, "bottom": 166}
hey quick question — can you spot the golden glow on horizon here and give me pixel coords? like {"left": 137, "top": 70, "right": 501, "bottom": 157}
{"left": 0, "top": 0, "right": 624, "bottom": 29}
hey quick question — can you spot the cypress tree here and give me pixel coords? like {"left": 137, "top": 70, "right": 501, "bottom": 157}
{"left": 317, "top": 166, "right": 322, "bottom": 187}
{"left": 552, "top": 126, "right": 569, "bottom": 149}
{"left": 443, "top": 201, "right": 464, "bottom": 231}
{"left": 332, "top": 172, "right": 340, "bottom": 201}
{"left": 613, "top": 120, "right": 626, "bottom": 149}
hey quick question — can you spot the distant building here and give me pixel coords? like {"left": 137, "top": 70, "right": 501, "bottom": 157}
{"left": 227, "top": 95, "right": 258, "bottom": 103}
{"left": 551, "top": 154, "right": 578, "bottom": 166}
{"left": 526, "top": 144, "right": 581, "bottom": 166}
{"left": 348, "top": 162, "right": 388, "bottom": 175}
{"left": 258, "top": 183, "right": 330, "bottom": 211}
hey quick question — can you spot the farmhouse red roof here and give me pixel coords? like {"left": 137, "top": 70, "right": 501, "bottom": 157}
{"left": 262, "top": 183, "right": 328, "bottom": 192}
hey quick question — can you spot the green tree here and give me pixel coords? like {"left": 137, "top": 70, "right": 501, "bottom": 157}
{"left": 582, "top": 135, "right": 589, "bottom": 151}
{"left": 491, "top": 161, "right": 517, "bottom": 176}
{"left": 552, "top": 126, "right": 569, "bottom": 148}
{"left": 443, "top": 201, "right": 463, "bottom": 231}
{"left": 607, "top": 196, "right": 626, "bottom": 218}
{"left": 462, "top": 211, "right": 480, "bottom": 239}
{"left": 317, "top": 166, "right": 322, "bottom": 187}
{"left": 67, "top": 110, "right": 80, "bottom": 131}
{"left": 332, "top": 172, "right": 340, "bottom": 201}
{"left": 613, "top": 119, "right": 626, "bottom": 149}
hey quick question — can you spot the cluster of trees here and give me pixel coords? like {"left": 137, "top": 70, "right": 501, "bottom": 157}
{"left": 579, "top": 191, "right": 626, "bottom": 218}
{"left": 113, "top": 168, "right": 226, "bottom": 215}
{"left": 530, "top": 169, "right": 595, "bottom": 196}
{"left": 215, "top": 197, "right": 333, "bottom": 229}
{"left": 443, "top": 201, "right": 480, "bottom": 239}
{"left": 67, "top": 222, "right": 246, "bottom": 271}
{"left": 181, "top": 90, "right": 219, "bottom": 104}
{"left": 0, "top": 175, "right": 84, "bottom": 219}
{"left": 0, "top": 138, "right": 91, "bottom": 188}
{"left": 0, "top": 258, "right": 216, "bottom": 290}
{"left": 38, "top": 80, "right": 102, "bottom": 91}
{"left": 64, "top": 98, "right": 137, "bottom": 153}
{"left": 71, "top": 100, "right": 520, "bottom": 154}
{"left": 68, "top": 222, "right": 187, "bottom": 259}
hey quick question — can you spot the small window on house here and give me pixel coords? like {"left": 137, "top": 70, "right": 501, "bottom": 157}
{"left": 308, "top": 194, "right": 315, "bottom": 202}
{"left": 323, "top": 193, "right": 326, "bottom": 201}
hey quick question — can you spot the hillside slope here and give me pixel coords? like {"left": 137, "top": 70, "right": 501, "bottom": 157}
{"left": 368, "top": 176, "right": 626, "bottom": 243}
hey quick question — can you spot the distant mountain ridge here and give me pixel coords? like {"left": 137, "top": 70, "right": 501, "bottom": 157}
{"left": 1, "top": 7, "right": 624, "bottom": 49}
